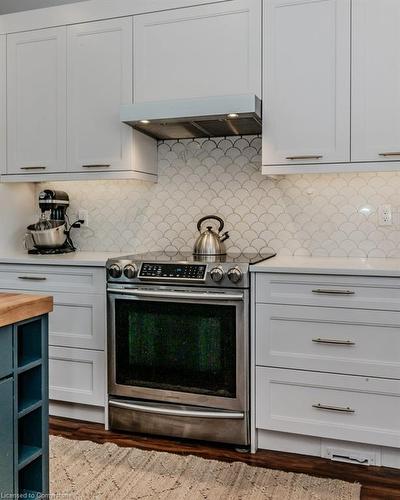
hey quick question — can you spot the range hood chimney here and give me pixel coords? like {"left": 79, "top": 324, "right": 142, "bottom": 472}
{"left": 120, "top": 94, "right": 262, "bottom": 140}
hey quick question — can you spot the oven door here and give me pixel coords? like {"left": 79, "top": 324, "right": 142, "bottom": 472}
{"left": 108, "top": 285, "right": 248, "bottom": 412}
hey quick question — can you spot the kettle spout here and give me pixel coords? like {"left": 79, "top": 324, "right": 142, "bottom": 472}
{"left": 220, "top": 231, "right": 230, "bottom": 243}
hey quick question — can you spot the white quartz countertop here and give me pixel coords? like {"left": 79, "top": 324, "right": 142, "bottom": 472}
{"left": 0, "top": 251, "right": 120, "bottom": 267}
{"left": 251, "top": 255, "right": 400, "bottom": 277}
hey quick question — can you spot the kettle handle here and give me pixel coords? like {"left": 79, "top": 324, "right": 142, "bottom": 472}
{"left": 197, "top": 215, "right": 225, "bottom": 233}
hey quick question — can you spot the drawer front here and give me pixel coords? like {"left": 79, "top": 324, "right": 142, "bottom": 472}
{"left": 256, "top": 273, "right": 400, "bottom": 310}
{"left": 49, "top": 346, "right": 105, "bottom": 406}
{"left": 256, "top": 367, "right": 400, "bottom": 448}
{"left": 49, "top": 292, "right": 106, "bottom": 350}
{"left": 0, "top": 264, "right": 105, "bottom": 294}
{"left": 0, "top": 326, "right": 12, "bottom": 379}
{"left": 256, "top": 304, "right": 400, "bottom": 379}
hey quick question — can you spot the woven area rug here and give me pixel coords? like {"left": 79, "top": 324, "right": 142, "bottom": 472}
{"left": 50, "top": 435, "right": 360, "bottom": 499}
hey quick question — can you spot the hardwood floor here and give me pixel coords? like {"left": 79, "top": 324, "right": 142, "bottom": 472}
{"left": 49, "top": 417, "right": 400, "bottom": 499}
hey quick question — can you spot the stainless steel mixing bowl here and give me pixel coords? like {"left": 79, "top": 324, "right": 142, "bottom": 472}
{"left": 27, "top": 220, "right": 67, "bottom": 249}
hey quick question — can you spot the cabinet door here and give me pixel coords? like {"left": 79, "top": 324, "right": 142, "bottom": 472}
{"left": 133, "top": 0, "right": 261, "bottom": 102}
{"left": 7, "top": 28, "right": 67, "bottom": 174}
{"left": 49, "top": 347, "right": 105, "bottom": 406}
{"left": 49, "top": 292, "right": 106, "bottom": 350}
{"left": 0, "top": 378, "right": 13, "bottom": 495}
{"left": 67, "top": 18, "right": 133, "bottom": 172}
{"left": 263, "top": 0, "right": 350, "bottom": 166}
{"left": 352, "top": 0, "right": 400, "bottom": 162}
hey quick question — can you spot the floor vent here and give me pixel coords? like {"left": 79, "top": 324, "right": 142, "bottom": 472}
{"left": 324, "top": 447, "right": 378, "bottom": 466}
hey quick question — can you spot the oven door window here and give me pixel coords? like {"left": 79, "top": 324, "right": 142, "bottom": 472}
{"left": 114, "top": 299, "right": 237, "bottom": 398}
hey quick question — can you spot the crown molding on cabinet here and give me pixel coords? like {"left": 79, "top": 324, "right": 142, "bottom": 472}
{"left": 0, "top": 0, "right": 232, "bottom": 34}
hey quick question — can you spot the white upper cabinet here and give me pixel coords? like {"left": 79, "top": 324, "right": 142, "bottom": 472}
{"left": 7, "top": 27, "right": 67, "bottom": 174}
{"left": 263, "top": 0, "right": 351, "bottom": 167}
{"left": 133, "top": 0, "right": 261, "bottom": 102}
{"left": 67, "top": 18, "right": 133, "bottom": 172}
{"left": 352, "top": 0, "right": 400, "bottom": 163}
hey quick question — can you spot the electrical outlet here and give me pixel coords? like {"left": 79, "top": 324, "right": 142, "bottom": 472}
{"left": 78, "top": 209, "right": 89, "bottom": 228}
{"left": 378, "top": 204, "right": 392, "bottom": 226}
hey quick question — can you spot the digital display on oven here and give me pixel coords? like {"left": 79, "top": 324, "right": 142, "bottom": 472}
{"left": 139, "top": 263, "right": 207, "bottom": 280}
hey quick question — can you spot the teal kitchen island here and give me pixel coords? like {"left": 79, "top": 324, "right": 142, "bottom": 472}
{"left": 0, "top": 293, "right": 53, "bottom": 497}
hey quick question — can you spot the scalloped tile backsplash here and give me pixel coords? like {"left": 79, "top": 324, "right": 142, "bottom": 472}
{"left": 37, "top": 135, "right": 400, "bottom": 257}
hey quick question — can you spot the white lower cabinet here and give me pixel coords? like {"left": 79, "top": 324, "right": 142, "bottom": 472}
{"left": 49, "top": 346, "right": 105, "bottom": 406}
{"left": 256, "top": 367, "right": 400, "bottom": 449}
{"left": 49, "top": 292, "right": 106, "bottom": 350}
{"left": 254, "top": 271, "right": 400, "bottom": 466}
{"left": 0, "top": 263, "right": 107, "bottom": 421}
{"left": 256, "top": 304, "right": 400, "bottom": 379}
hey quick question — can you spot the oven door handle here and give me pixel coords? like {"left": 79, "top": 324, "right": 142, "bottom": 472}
{"left": 107, "top": 288, "right": 244, "bottom": 301}
{"left": 109, "top": 399, "right": 245, "bottom": 419}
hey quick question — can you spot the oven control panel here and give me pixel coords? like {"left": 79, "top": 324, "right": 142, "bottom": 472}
{"left": 139, "top": 263, "right": 207, "bottom": 281}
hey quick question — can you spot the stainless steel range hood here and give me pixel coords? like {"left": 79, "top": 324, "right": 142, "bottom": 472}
{"left": 120, "top": 94, "right": 262, "bottom": 140}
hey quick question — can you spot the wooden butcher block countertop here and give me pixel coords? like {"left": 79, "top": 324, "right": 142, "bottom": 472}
{"left": 0, "top": 292, "right": 53, "bottom": 328}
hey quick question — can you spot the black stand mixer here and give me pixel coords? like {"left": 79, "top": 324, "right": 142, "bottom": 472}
{"left": 26, "top": 190, "right": 84, "bottom": 255}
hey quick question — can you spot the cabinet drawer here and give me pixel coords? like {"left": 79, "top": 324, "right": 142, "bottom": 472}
{"left": 49, "top": 292, "right": 105, "bottom": 350}
{"left": 0, "top": 264, "right": 105, "bottom": 294}
{"left": 256, "top": 304, "right": 400, "bottom": 379}
{"left": 49, "top": 346, "right": 105, "bottom": 407}
{"left": 256, "top": 273, "right": 400, "bottom": 310}
{"left": 0, "top": 326, "right": 12, "bottom": 379}
{"left": 256, "top": 367, "right": 400, "bottom": 448}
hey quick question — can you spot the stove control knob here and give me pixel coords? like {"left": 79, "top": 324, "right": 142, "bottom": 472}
{"left": 124, "top": 264, "right": 138, "bottom": 279}
{"left": 210, "top": 266, "right": 224, "bottom": 282}
{"left": 227, "top": 266, "right": 242, "bottom": 284}
{"left": 108, "top": 264, "right": 122, "bottom": 279}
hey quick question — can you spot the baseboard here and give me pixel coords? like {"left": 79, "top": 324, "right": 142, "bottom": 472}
{"left": 50, "top": 401, "right": 105, "bottom": 424}
{"left": 257, "top": 430, "right": 399, "bottom": 469}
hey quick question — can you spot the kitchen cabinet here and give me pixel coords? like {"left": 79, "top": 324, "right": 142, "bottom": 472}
{"left": 351, "top": 0, "right": 400, "bottom": 162}
{"left": 133, "top": 0, "right": 261, "bottom": 102}
{"left": 263, "top": 0, "right": 400, "bottom": 175}
{"left": 252, "top": 269, "right": 400, "bottom": 467}
{"left": 3, "top": 20, "right": 157, "bottom": 182}
{"left": 67, "top": 18, "right": 133, "bottom": 173}
{"left": 6, "top": 27, "right": 67, "bottom": 175}
{"left": 257, "top": 367, "right": 400, "bottom": 448}
{"left": 0, "top": 264, "right": 107, "bottom": 422}
{"left": 49, "top": 346, "right": 105, "bottom": 406}
{"left": 0, "top": 311, "right": 50, "bottom": 497}
{"left": 263, "top": 0, "right": 350, "bottom": 168}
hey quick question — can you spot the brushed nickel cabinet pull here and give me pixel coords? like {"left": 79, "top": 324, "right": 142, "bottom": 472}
{"left": 379, "top": 152, "right": 400, "bottom": 157}
{"left": 82, "top": 164, "right": 111, "bottom": 168}
{"left": 286, "top": 155, "right": 323, "bottom": 160}
{"left": 312, "top": 338, "right": 355, "bottom": 346}
{"left": 18, "top": 276, "right": 47, "bottom": 281}
{"left": 20, "top": 166, "right": 47, "bottom": 170}
{"left": 313, "top": 403, "right": 355, "bottom": 414}
{"left": 312, "top": 288, "right": 355, "bottom": 295}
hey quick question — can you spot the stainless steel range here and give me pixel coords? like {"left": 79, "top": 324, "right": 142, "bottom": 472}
{"left": 106, "top": 251, "right": 275, "bottom": 446}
